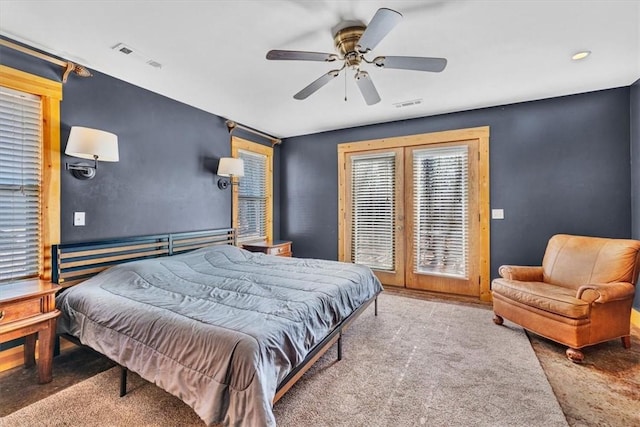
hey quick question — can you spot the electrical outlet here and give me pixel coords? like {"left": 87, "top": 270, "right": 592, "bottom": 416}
{"left": 491, "top": 209, "right": 505, "bottom": 220}
{"left": 74, "top": 212, "right": 85, "bottom": 226}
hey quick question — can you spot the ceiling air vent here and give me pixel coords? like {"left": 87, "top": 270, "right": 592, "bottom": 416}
{"left": 393, "top": 98, "right": 423, "bottom": 108}
{"left": 111, "top": 43, "right": 162, "bottom": 69}
{"left": 117, "top": 45, "right": 133, "bottom": 55}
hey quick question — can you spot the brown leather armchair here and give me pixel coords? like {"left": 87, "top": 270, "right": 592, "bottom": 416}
{"left": 492, "top": 234, "right": 640, "bottom": 362}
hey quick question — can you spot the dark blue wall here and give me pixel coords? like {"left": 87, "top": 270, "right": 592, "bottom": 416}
{"left": 631, "top": 78, "right": 640, "bottom": 311}
{"left": 1, "top": 38, "right": 279, "bottom": 244}
{"left": 59, "top": 71, "right": 231, "bottom": 241}
{"left": 280, "top": 88, "right": 632, "bottom": 283}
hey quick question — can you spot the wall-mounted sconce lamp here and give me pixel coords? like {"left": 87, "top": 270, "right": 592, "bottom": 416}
{"left": 65, "top": 126, "right": 119, "bottom": 179}
{"left": 217, "top": 157, "right": 244, "bottom": 190}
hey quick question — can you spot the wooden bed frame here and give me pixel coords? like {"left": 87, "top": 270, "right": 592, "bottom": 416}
{"left": 51, "top": 228, "right": 379, "bottom": 405}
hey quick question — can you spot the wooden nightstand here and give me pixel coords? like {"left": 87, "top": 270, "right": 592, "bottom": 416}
{"left": 0, "top": 280, "right": 60, "bottom": 384}
{"left": 242, "top": 240, "right": 293, "bottom": 257}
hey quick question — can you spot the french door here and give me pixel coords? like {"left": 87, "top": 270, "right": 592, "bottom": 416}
{"left": 339, "top": 128, "right": 489, "bottom": 299}
{"left": 405, "top": 141, "right": 479, "bottom": 296}
{"left": 344, "top": 148, "right": 405, "bottom": 286}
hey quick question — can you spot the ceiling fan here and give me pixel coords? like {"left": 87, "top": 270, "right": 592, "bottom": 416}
{"left": 266, "top": 8, "right": 447, "bottom": 106}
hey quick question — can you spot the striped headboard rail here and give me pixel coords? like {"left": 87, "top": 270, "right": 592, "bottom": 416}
{"left": 52, "top": 228, "right": 236, "bottom": 287}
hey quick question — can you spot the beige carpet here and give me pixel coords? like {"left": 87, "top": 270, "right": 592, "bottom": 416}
{"left": 0, "top": 293, "right": 567, "bottom": 426}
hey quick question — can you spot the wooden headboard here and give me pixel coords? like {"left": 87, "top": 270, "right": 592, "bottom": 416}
{"left": 52, "top": 228, "right": 235, "bottom": 287}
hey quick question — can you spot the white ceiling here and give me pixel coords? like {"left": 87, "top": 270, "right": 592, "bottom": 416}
{"left": 1, "top": 0, "right": 639, "bottom": 138}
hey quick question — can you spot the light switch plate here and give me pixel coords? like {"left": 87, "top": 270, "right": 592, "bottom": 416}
{"left": 491, "top": 209, "right": 505, "bottom": 220}
{"left": 74, "top": 211, "right": 85, "bottom": 226}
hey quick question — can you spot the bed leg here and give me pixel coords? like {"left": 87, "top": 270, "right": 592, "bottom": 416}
{"left": 374, "top": 296, "right": 378, "bottom": 316}
{"left": 337, "top": 334, "right": 343, "bottom": 361}
{"left": 53, "top": 335, "right": 61, "bottom": 357}
{"left": 120, "top": 366, "right": 128, "bottom": 397}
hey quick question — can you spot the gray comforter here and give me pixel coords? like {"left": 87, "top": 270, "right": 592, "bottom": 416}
{"left": 57, "top": 245, "right": 382, "bottom": 426}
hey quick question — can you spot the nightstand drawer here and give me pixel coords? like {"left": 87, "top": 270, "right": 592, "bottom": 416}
{"left": 0, "top": 298, "right": 42, "bottom": 325}
{"left": 243, "top": 240, "right": 293, "bottom": 258}
{"left": 267, "top": 245, "right": 289, "bottom": 256}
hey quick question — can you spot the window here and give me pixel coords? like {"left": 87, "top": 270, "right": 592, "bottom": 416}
{"left": 0, "top": 87, "right": 42, "bottom": 281}
{"left": 231, "top": 137, "right": 272, "bottom": 243}
{"left": 0, "top": 65, "right": 61, "bottom": 283}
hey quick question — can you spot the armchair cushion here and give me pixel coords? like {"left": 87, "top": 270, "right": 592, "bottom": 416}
{"left": 492, "top": 278, "right": 589, "bottom": 319}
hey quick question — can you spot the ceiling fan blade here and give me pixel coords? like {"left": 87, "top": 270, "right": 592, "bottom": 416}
{"left": 374, "top": 56, "right": 447, "bottom": 72}
{"left": 357, "top": 8, "right": 403, "bottom": 53}
{"left": 354, "top": 71, "right": 381, "bottom": 105}
{"left": 294, "top": 70, "right": 341, "bottom": 100}
{"left": 266, "top": 50, "right": 338, "bottom": 62}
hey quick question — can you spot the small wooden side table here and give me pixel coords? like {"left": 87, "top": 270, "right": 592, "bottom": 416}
{"left": 0, "top": 280, "right": 60, "bottom": 384}
{"left": 242, "top": 240, "right": 293, "bottom": 257}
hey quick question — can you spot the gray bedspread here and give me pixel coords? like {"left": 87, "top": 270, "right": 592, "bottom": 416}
{"left": 57, "top": 245, "right": 382, "bottom": 426}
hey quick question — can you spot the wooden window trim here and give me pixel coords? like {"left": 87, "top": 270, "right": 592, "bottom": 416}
{"left": 337, "top": 126, "right": 491, "bottom": 301}
{"left": 231, "top": 136, "right": 273, "bottom": 243}
{"left": 0, "top": 65, "right": 62, "bottom": 281}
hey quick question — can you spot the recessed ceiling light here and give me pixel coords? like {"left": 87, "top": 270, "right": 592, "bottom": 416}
{"left": 572, "top": 50, "right": 591, "bottom": 61}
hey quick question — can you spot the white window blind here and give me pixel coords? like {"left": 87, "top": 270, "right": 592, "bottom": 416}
{"left": 350, "top": 153, "right": 395, "bottom": 271}
{"left": 413, "top": 146, "right": 468, "bottom": 278}
{"left": 0, "top": 86, "right": 42, "bottom": 282}
{"left": 237, "top": 149, "right": 267, "bottom": 242}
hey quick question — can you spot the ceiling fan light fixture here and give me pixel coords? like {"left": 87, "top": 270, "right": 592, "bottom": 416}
{"left": 571, "top": 50, "right": 591, "bottom": 61}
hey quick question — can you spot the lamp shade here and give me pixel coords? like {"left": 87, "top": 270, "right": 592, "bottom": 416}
{"left": 65, "top": 126, "right": 119, "bottom": 162}
{"left": 217, "top": 157, "right": 244, "bottom": 177}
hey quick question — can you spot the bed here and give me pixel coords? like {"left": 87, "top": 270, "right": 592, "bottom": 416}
{"left": 52, "top": 229, "right": 382, "bottom": 426}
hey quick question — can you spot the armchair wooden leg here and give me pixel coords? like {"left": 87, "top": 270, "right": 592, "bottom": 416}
{"left": 566, "top": 347, "right": 584, "bottom": 363}
{"left": 492, "top": 314, "right": 504, "bottom": 325}
{"left": 621, "top": 336, "right": 631, "bottom": 349}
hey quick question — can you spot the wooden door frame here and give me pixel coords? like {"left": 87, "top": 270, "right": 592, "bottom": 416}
{"left": 337, "top": 126, "right": 491, "bottom": 301}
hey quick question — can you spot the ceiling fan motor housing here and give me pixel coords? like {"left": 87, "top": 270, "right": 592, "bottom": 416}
{"left": 334, "top": 26, "right": 365, "bottom": 67}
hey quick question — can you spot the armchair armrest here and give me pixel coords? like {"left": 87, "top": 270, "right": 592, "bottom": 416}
{"left": 498, "top": 265, "right": 543, "bottom": 282}
{"left": 576, "top": 282, "right": 635, "bottom": 303}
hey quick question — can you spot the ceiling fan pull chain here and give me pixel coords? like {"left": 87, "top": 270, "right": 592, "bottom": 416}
{"left": 344, "top": 68, "right": 348, "bottom": 102}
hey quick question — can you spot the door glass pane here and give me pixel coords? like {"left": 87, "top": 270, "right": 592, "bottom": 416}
{"left": 350, "top": 153, "right": 395, "bottom": 271}
{"left": 413, "top": 146, "right": 468, "bottom": 278}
